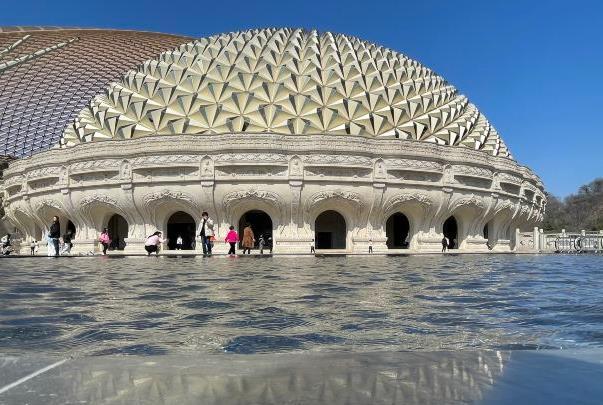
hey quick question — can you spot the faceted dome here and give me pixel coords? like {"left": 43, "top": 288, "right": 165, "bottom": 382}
{"left": 60, "top": 28, "right": 512, "bottom": 158}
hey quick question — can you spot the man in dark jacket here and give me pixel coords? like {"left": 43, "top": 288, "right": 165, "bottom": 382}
{"left": 49, "top": 216, "right": 61, "bottom": 257}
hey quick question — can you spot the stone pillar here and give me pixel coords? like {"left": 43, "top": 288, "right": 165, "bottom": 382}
{"left": 533, "top": 226, "right": 540, "bottom": 251}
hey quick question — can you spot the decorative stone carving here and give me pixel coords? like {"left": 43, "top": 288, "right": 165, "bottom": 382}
{"left": 120, "top": 160, "right": 132, "bottom": 181}
{"left": 143, "top": 190, "right": 194, "bottom": 206}
{"left": 383, "top": 194, "right": 432, "bottom": 214}
{"left": 304, "top": 155, "right": 372, "bottom": 166}
{"left": 453, "top": 165, "right": 493, "bottom": 179}
{"left": 201, "top": 157, "right": 214, "bottom": 178}
{"left": 306, "top": 190, "right": 363, "bottom": 211}
{"left": 80, "top": 195, "right": 118, "bottom": 206}
{"left": 386, "top": 159, "right": 443, "bottom": 172}
{"left": 452, "top": 196, "right": 486, "bottom": 210}
{"left": 223, "top": 190, "right": 282, "bottom": 210}
{"left": 216, "top": 153, "right": 287, "bottom": 163}
{"left": 36, "top": 199, "right": 63, "bottom": 211}
{"left": 289, "top": 156, "right": 303, "bottom": 177}
{"left": 374, "top": 159, "right": 387, "bottom": 180}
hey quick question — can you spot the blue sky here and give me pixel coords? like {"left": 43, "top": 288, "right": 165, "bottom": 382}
{"left": 2, "top": 0, "right": 601, "bottom": 197}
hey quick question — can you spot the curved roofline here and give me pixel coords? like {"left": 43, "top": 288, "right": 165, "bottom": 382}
{"left": 0, "top": 26, "right": 194, "bottom": 39}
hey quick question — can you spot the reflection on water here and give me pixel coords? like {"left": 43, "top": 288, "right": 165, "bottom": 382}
{"left": 0, "top": 255, "right": 602, "bottom": 356}
{"left": 3, "top": 351, "right": 511, "bottom": 404}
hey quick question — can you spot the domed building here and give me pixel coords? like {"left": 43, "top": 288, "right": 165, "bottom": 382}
{"left": 0, "top": 27, "right": 545, "bottom": 254}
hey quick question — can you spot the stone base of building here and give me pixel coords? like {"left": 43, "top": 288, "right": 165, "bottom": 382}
{"left": 0, "top": 134, "right": 545, "bottom": 255}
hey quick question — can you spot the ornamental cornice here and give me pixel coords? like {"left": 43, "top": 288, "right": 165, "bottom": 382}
{"left": 2, "top": 134, "right": 544, "bottom": 193}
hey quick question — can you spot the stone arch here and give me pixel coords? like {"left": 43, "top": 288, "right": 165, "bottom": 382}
{"left": 381, "top": 193, "right": 431, "bottom": 249}
{"left": 166, "top": 211, "right": 196, "bottom": 250}
{"left": 443, "top": 216, "right": 459, "bottom": 249}
{"left": 34, "top": 199, "right": 76, "bottom": 237}
{"left": 142, "top": 190, "right": 200, "bottom": 234}
{"left": 305, "top": 190, "right": 364, "bottom": 239}
{"left": 482, "top": 200, "right": 516, "bottom": 249}
{"left": 386, "top": 213, "right": 411, "bottom": 249}
{"left": 7, "top": 208, "right": 40, "bottom": 242}
{"left": 238, "top": 209, "right": 274, "bottom": 250}
{"left": 314, "top": 210, "right": 347, "bottom": 250}
{"left": 447, "top": 195, "right": 488, "bottom": 249}
{"left": 78, "top": 194, "right": 134, "bottom": 238}
{"left": 223, "top": 189, "right": 284, "bottom": 234}
{"left": 106, "top": 213, "right": 129, "bottom": 250}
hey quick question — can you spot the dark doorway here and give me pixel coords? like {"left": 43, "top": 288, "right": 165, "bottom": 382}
{"left": 66, "top": 220, "right": 76, "bottom": 238}
{"left": 386, "top": 213, "right": 410, "bottom": 249}
{"left": 443, "top": 216, "right": 458, "bottom": 249}
{"left": 238, "top": 210, "right": 273, "bottom": 249}
{"left": 167, "top": 211, "right": 195, "bottom": 250}
{"left": 108, "top": 214, "right": 129, "bottom": 250}
{"left": 483, "top": 223, "right": 489, "bottom": 240}
{"left": 315, "top": 210, "right": 346, "bottom": 249}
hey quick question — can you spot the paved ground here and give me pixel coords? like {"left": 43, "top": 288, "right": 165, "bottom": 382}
{"left": 1, "top": 349, "right": 601, "bottom": 404}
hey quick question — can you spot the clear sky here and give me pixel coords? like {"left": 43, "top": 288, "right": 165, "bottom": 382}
{"left": 2, "top": 0, "right": 601, "bottom": 197}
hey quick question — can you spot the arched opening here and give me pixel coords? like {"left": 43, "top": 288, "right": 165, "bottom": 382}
{"left": 386, "top": 213, "right": 410, "bottom": 249}
{"left": 315, "top": 210, "right": 346, "bottom": 249}
{"left": 107, "top": 214, "right": 129, "bottom": 251}
{"left": 443, "top": 216, "right": 458, "bottom": 249}
{"left": 167, "top": 211, "right": 195, "bottom": 250}
{"left": 66, "top": 220, "right": 76, "bottom": 238}
{"left": 238, "top": 210, "right": 273, "bottom": 250}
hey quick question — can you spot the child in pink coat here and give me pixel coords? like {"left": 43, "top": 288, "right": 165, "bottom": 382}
{"left": 224, "top": 226, "right": 239, "bottom": 255}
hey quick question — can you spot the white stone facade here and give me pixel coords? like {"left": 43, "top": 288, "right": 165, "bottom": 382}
{"left": 0, "top": 134, "right": 545, "bottom": 254}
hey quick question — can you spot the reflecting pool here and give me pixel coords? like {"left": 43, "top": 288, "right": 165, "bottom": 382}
{"left": 0, "top": 255, "right": 601, "bottom": 356}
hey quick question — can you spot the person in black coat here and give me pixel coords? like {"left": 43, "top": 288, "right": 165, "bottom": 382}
{"left": 49, "top": 216, "right": 61, "bottom": 257}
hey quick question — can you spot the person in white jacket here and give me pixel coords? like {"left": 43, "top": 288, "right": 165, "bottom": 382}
{"left": 198, "top": 211, "right": 215, "bottom": 255}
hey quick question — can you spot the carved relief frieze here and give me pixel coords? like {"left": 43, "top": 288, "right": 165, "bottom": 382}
{"left": 303, "top": 154, "right": 371, "bottom": 166}
{"left": 305, "top": 166, "right": 371, "bottom": 178}
{"left": 453, "top": 165, "right": 493, "bottom": 179}
{"left": 80, "top": 195, "right": 118, "bottom": 206}
{"left": 223, "top": 190, "right": 283, "bottom": 209}
{"left": 385, "top": 158, "right": 443, "bottom": 172}
{"left": 215, "top": 166, "right": 287, "bottom": 178}
{"left": 143, "top": 190, "right": 195, "bottom": 206}
{"left": 216, "top": 153, "right": 287, "bottom": 163}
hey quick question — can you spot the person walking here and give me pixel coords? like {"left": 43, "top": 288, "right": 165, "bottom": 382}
{"left": 441, "top": 236, "right": 448, "bottom": 252}
{"left": 30, "top": 240, "right": 38, "bottom": 255}
{"left": 258, "top": 234, "right": 265, "bottom": 255}
{"left": 225, "top": 226, "right": 239, "bottom": 256}
{"left": 176, "top": 235, "right": 183, "bottom": 250}
{"left": 242, "top": 223, "right": 254, "bottom": 254}
{"left": 368, "top": 239, "right": 373, "bottom": 254}
{"left": 198, "top": 211, "right": 215, "bottom": 255}
{"left": 310, "top": 238, "right": 315, "bottom": 254}
{"left": 145, "top": 231, "right": 165, "bottom": 256}
{"left": 99, "top": 228, "right": 111, "bottom": 255}
{"left": 49, "top": 216, "right": 61, "bottom": 257}
{"left": 61, "top": 230, "right": 73, "bottom": 255}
